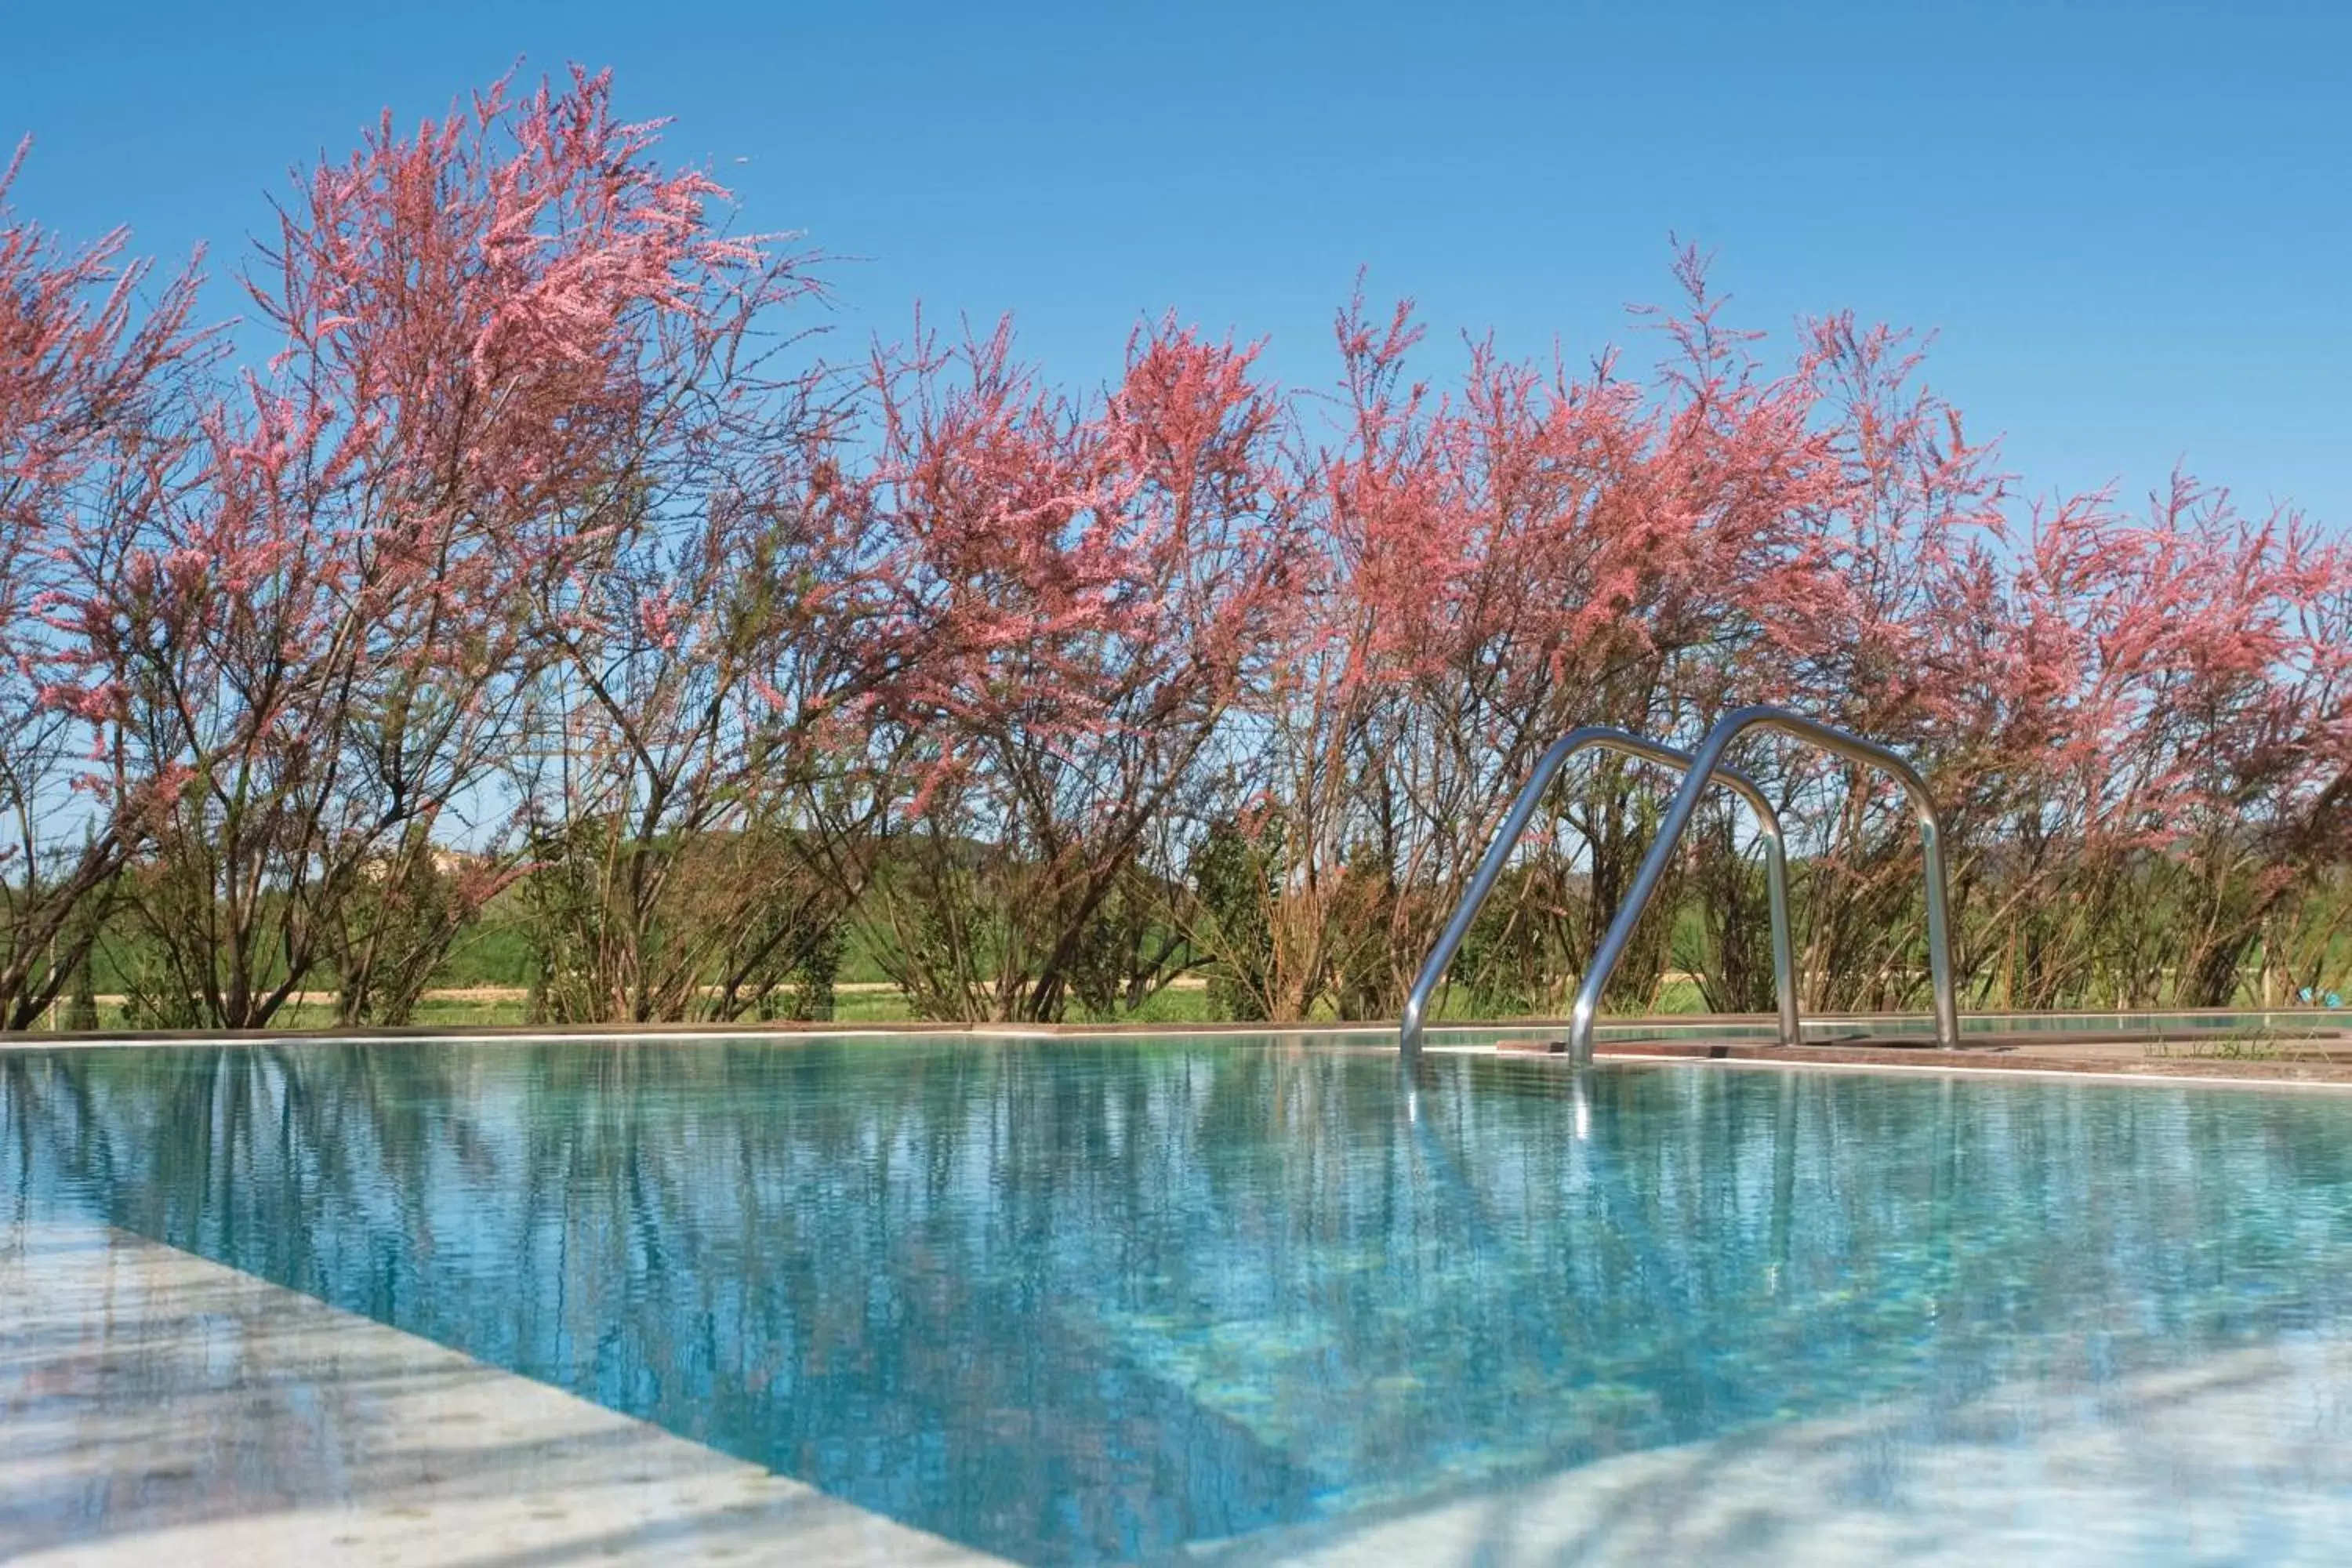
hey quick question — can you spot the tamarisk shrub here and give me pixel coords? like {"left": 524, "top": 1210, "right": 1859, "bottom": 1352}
{"left": 855, "top": 318, "right": 1302, "bottom": 1022}
{"left": 0, "top": 139, "right": 210, "bottom": 1029}
{"left": 511, "top": 395, "right": 905, "bottom": 1026}
{"left": 45, "top": 71, "right": 798, "bottom": 1025}
{"left": 1200, "top": 261, "right": 2351, "bottom": 1024}
{"left": 9, "top": 65, "right": 2347, "bottom": 1026}
{"left": 1755, "top": 311, "right": 2040, "bottom": 1014}
{"left": 1235, "top": 256, "right": 1847, "bottom": 1022}
{"left": 1788, "top": 437, "right": 2352, "bottom": 1011}
{"left": 2111, "top": 481, "right": 2350, "bottom": 1004}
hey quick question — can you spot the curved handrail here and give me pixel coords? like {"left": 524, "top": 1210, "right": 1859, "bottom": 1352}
{"left": 1564, "top": 706, "right": 1958, "bottom": 1063}
{"left": 1398, "top": 726, "right": 1798, "bottom": 1058}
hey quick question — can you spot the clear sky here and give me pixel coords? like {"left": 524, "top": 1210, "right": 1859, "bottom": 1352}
{"left": 6, "top": 1, "right": 2346, "bottom": 522}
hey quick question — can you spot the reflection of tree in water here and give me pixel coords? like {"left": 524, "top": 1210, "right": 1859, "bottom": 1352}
{"left": 9, "top": 1044, "right": 2352, "bottom": 1561}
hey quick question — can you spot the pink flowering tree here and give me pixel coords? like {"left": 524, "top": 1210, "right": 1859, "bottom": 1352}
{"left": 2113, "top": 481, "right": 2351, "bottom": 1004}
{"left": 1743, "top": 312, "right": 2048, "bottom": 1013}
{"left": 2266, "top": 554, "right": 2352, "bottom": 1000}
{"left": 45, "top": 71, "right": 804, "bottom": 1025}
{"left": 854, "top": 317, "right": 1302, "bottom": 1022}
{"left": 509, "top": 385, "right": 911, "bottom": 1025}
{"left": 8, "top": 64, "right": 2347, "bottom": 1029}
{"left": 1232, "top": 257, "right": 1849, "bottom": 1022}
{"left": 0, "top": 140, "right": 210, "bottom": 1028}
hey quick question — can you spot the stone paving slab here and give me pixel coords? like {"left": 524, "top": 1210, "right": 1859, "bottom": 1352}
{"left": 0, "top": 1217, "right": 1006, "bottom": 1566}
{"left": 1205, "top": 1331, "right": 2352, "bottom": 1566}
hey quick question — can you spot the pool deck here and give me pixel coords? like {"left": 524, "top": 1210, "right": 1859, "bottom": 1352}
{"left": 1207, "top": 1330, "right": 2352, "bottom": 1565}
{"left": 0, "top": 1215, "right": 1004, "bottom": 1566}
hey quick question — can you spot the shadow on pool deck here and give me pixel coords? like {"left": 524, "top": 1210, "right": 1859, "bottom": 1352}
{"left": 0, "top": 1218, "right": 1002, "bottom": 1566}
{"left": 1199, "top": 1329, "right": 2352, "bottom": 1565}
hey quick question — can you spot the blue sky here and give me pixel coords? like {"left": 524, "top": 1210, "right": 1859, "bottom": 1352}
{"left": 7, "top": 1, "right": 2347, "bottom": 521}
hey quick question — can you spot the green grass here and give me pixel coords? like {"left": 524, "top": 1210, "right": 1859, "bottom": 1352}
{"left": 53, "top": 996, "right": 537, "bottom": 1033}
{"left": 49, "top": 925, "right": 2339, "bottom": 1035}
{"left": 2144, "top": 1023, "right": 2292, "bottom": 1063}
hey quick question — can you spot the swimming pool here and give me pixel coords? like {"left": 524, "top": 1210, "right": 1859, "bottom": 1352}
{"left": 7, "top": 1035, "right": 2352, "bottom": 1563}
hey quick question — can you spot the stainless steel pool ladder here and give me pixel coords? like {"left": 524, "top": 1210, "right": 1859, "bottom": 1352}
{"left": 1397, "top": 727, "right": 1799, "bottom": 1058}
{"left": 1397, "top": 706, "right": 1959, "bottom": 1063}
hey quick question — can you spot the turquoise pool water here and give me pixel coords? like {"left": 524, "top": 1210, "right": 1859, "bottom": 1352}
{"left": 5, "top": 1036, "right": 2352, "bottom": 1562}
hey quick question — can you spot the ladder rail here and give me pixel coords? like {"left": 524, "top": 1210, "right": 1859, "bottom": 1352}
{"left": 1563, "top": 706, "right": 1958, "bottom": 1063}
{"left": 1398, "top": 726, "right": 1799, "bottom": 1059}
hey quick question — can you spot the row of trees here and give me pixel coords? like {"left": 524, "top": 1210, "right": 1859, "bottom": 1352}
{"left": 3, "top": 72, "right": 2346, "bottom": 1029}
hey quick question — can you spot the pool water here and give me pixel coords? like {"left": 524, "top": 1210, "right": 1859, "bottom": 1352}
{"left": 6, "top": 1036, "right": 2352, "bottom": 1563}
